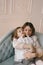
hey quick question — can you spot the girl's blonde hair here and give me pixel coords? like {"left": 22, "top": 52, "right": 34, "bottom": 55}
{"left": 12, "top": 27, "right": 22, "bottom": 40}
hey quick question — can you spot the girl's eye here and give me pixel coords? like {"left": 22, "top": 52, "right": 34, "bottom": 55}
{"left": 19, "top": 31, "right": 21, "bottom": 32}
{"left": 19, "top": 30, "right": 22, "bottom": 32}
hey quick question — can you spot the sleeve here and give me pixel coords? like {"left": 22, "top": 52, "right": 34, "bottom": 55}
{"left": 32, "top": 35, "right": 40, "bottom": 47}
{"left": 12, "top": 37, "right": 24, "bottom": 49}
{"left": 17, "top": 37, "right": 25, "bottom": 49}
{"left": 13, "top": 38, "right": 17, "bottom": 48}
{"left": 32, "top": 35, "right": 43, "bottom": 57}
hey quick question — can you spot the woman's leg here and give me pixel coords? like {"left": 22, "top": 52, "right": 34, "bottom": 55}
{"left": 14, "top": 60, "right": 29, "bottom": 65}
{"left": 14, "top": 62, "right": 24, "bottom": 65}
{"left": 36, "top": 60, "right": 43, "bottom": 65}
{"left": 30, "top": 64, "right": 35, "bottom": 65}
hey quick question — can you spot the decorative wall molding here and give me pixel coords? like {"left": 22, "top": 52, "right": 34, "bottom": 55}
{"left": 0, "top": 0, "right": 32, "bottom": 16}
{"left": 0, "top": 0, "right": 6, "bottom": 15}
{"left": 0, "top": 0, "right": 43, "bottom": 38}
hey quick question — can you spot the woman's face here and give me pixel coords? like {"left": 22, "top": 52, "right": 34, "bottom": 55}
{"left": 24, "top": 26, "right": 32, "bottom": 36}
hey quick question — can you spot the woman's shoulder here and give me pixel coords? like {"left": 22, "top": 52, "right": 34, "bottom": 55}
{"left": 31, "top": 35, "right": 38, "bottom": 41}
{"left": 32, "top": 35, "right": 37, "bottom": 38}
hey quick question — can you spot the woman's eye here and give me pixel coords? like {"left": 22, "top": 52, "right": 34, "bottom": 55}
{"left": 29, "top": 30, "right": 32, "bottom": 32}
{"left": 25, "top": 29, "right": 27, "bottom": 31}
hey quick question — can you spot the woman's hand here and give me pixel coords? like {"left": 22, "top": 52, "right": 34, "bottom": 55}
{"left": 36, "top": 49, "right": 43, "bottom": 58}
{"left": 24, "top": 52, "right": 36, "bottom": 59}
{"left": 23, "top": 44, "right": 31, "bottom": 49}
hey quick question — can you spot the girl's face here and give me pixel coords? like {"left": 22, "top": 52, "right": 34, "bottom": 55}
{"left": 17, "top": 28, "right": 24, "bottom": 37}
{"left": 24, "top": 26, "right": 32, "bottom": 36}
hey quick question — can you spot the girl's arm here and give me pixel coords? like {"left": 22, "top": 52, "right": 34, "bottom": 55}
{"left": 13, "top": 41, "right": 23, "bottom": 50}
{"left": 13, "top": 37, "right": 32, "bottom": 49}
{"left": 15, "top": 43, "right": 24, "bottom": 49}
{"left": 13, "top": 41, "right": 31, "bottom": 49}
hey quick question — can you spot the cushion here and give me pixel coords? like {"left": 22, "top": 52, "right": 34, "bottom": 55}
{"left": 0, "top": 32, "right": 14, "bottom": 63}
{"left": 0, "top": 56, "right": 14, "bottom": 65}
{"left": 35, "top": 32, "right": 43, "bottom": 48}
{"left": 0, "top": 31, "right": 43, "bottom": 63}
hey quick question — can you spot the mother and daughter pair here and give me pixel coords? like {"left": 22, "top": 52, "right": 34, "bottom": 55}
{"left": 12, "top": 22, "right": 43, "bottom": 65}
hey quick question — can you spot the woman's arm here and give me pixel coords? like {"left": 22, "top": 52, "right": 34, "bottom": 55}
{"left": 23, "top": 44, "right": 32, "bottom": 49}
{"left": 35, "top": 41, "right": 43, "bottom": 58}
{"left": 24, "top": 51, "right": 36, "bottom": 59}
{"left": 32, "top": 35, "right": 43, "bottom": 58}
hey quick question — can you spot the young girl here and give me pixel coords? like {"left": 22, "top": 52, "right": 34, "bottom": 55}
{"left": 12, "top": 27, "right": 36, "bottom": 65}
{"left": 22, "top": 22, "right": 43, "bottom": 65}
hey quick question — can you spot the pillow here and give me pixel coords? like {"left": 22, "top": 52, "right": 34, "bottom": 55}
{"left": 0, "top": 34, "right": 14, "bottom": 63}
{"left": 35, "top": 32, "right": 43, "bottom": 48}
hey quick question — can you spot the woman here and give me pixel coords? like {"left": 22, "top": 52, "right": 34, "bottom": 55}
{"left": 22, "top": 22, "right": 43, "bottom": 65}
{"left": 12, "top": 27, "right": 36, "bottom": 65}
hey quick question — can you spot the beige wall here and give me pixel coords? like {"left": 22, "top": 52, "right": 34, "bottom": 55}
{"left": 0, "top": 0, "right": 43, "bottom": 39}
{"left": 31, "top": 0, "right": 43, "bottom": 33}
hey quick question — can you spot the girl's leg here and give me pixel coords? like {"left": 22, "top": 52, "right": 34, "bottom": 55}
{"left": 36, "top": 60, "right": 43, "bottom": 65}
